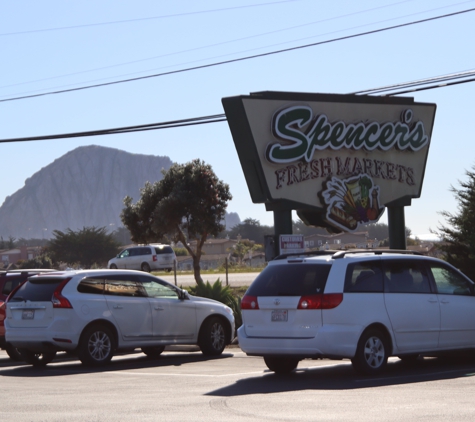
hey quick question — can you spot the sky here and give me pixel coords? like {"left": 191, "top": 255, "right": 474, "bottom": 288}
{"left": 1, "top": 0, "right": 475, "bottom": 240}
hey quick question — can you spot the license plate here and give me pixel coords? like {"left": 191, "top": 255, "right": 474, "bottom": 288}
{"left": 22, "top": 310, "right": 35, "bottom": 320}
{"left": 271, "top": 310, "right": 288, "bottom": 322}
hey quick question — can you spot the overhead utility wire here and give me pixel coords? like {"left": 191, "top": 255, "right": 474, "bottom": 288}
{"left": 0, "top": 0, "right": 303, "bottom": 36}
{"left": 0, "top": 115, "right": 226, "bottom": 144}
{"left": 350, "top": 69, "right": 475, "bottom": 95}
{"left": 1, "top": 71, "right": 475, "bottom": 145}
{"left": 1, "top": 7, "right": 474, "bottom": 104}
{"left": 0, "top": 0, "right": 414, "bottom": 90}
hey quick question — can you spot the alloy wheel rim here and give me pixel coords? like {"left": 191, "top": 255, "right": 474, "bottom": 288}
{"left": 210, "top": 323, "right": 225, "bottom": 350}
{"left": 88, "top": 331, "right": 112, "bottom": 361}
{"left": 363, "top": 336, "right": 385, "bottom": 368}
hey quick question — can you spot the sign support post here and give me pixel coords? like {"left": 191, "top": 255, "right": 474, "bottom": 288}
{"left": 273, "top": 209, "right": 293, "bottom": 256}
{"left": 388, "top": 206, "right": 407, "bottom": 250}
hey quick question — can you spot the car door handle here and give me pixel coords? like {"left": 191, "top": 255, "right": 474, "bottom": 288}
{"left": 440, "top": 299, "right": 450, "bottom": 304}
{"left": 113, "top": 305, "right": 123, "bottom": 309}
{"left": 428, "top": 299, "right": 438, "bottom": 303}
{"left": 154, "top": 306, "right": 164, "bottom": 311}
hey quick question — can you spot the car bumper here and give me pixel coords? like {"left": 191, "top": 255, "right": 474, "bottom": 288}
{"left": 237, "top": 324, "right": 359, "bottom": 359}
{"left": 6, "top": 327, "right": 79, "bottom": 352}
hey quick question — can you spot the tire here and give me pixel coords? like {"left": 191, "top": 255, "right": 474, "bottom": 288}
{"left": 199, "top": 317, "right": 227, "bottom": 356}
{"left": 77, "top": 325, "right": 115, "bottom": 367}
{"left": 352, "top": 329, "right": 389, "bottom": 375}
{"left": 18, "top": 349, "right": 57, "bottom": 367}
{"left": 141, "top": 346, "right": 165, "bottom": 358}
{"left": 264, "top": 356, "right": 299, "bottom": 374}
{"left": 141, "top": 262, "right": 151, "bottom": 273}
{"left": 5, "top": 343, "right": 23, "bottom": 361}
{"left": 109, "top": 264, "right": 117, "bottom": 269}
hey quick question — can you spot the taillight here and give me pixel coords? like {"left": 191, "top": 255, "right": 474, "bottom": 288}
{"left": 153, "top": 255, "right": 157, "bottom": 262}
{"left": 241, "top": 295, "right": 259, "bottom": 310}
{"left": 52, "top": 278, "right": 73, "bottom": 309}
{"left": 298, "top": 293, "right": 343, "bottom": 309}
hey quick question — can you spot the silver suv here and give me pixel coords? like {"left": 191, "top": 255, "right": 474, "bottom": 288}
{"left": 6, "top": 269, "right": 234, "bottom": 367}
{"left": 108, "top": 244, "right": 176, "bottom": 272}
{"left": 238, "top": 250, "right": 475, "bottom": 375}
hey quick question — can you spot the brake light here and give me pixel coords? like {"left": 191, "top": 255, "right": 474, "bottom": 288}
{"left": 241, "top": 295, "right": 259, "bottom": 310}
{"left": 298, "top": 293, "right": 343, "bottom": 309}
{"left": 153, "top": 255, "right": 157, "bottom": 262}
{"left": 51, "top": 278, "right": 73, "bottom": 309}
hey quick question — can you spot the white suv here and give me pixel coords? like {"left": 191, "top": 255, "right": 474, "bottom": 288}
{"left": 238, "top": 250, "right": 475, "bottom": 375}
{"left": 5, "top": 269, "right": 234, "bottom": 367}
{"left": 108, "top": 244, "right": 176, "bottom": 272}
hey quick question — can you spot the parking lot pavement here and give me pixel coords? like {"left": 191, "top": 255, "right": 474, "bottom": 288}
{"left": 3, "top": 348, "right": 475, "bottom": 421}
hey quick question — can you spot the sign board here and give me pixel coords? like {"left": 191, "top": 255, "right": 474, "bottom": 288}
{"left": 279, "top": 234, "right": 305, "bottom": 255}
{"left": 222, "top": 92, "right": 437, "bottom": 233}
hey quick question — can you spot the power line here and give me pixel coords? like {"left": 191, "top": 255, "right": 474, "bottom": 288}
{"left": 1, "top": 6, "right": 474, "bottom": 104}
{"left": 0, "top": 0, "right": 303, "bottom": 37}
{"left": 0, "top": 115, "right": 227, "bottom": 144}
{"left": 351, "top": 69, "right": 475, "bottom": 95}
{"left": 0, "top": 0, "right": 416, "bottom": 90}
{"left": 1, "top": 69, "right": 475, "bottom": 144}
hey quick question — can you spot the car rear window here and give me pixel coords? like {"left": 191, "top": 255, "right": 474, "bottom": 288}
{"left": 9, "top": 278, "right": 66, "bottom": 302}
{"left": 246, "top": 263, "right": 331, "bottom": 296}
{"left": 154, "top": 246, "right": 174, "bottom": 254}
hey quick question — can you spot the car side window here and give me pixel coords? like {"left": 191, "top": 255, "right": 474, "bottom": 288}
{"left": 103, "top": 276, "right": 147, "bottom": 297}
{"left": 139, "top": 276, "right": 179, "bottom": 299}
{"left": 119, "top": 249, "right": 130, "bottom": 258}
{"left": 2, "top": 277, "right": 25, "bottom": 295}
{"left": 141, "top": 247, "right": 151, "bottom": 255}
{"left": 77, "top": 277, "right": 105, "bottom": 294}
{"left": 384, "top": 260, "right": 431, "bottom": 293}
{"left": 344, "top": 261, "right": 383, "bottom": 292}
{"left": 429, "top": 264, "right": 473, "bottom": 296}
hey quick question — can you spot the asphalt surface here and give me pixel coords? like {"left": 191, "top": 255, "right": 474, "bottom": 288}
{"left": 2, "top": 347, "right": 475, "bottom": 421}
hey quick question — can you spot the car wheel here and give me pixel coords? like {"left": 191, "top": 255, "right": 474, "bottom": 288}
{"left": 5, "top": 343, "right": 23, "bottom": 361}
{"left": 110, "top": 264, "right": 117, "bottom": 269}
{"left": 199, "top": 317, "right": 226, "bottom": 356}
{"left": 352, "top": 329, "right": 388, "bottom": 375}
{"left": 78, "top": 325, "right": 115, "bottom": 366}
{"left": 141, "top": 263, "right": 151, "bottom": 273}
{"left": 18, "top": 349, "right": 57, "bottom": 367}
{"left": 141, "top": 346, "right": 165, "bottom": 358}
{"left": 264, "top": 356, "right": 299, "bottom": 374}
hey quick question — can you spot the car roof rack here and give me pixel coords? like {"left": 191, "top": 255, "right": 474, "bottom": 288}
{"left": 273, "top": 251, "right": 336, "bottom": 260}
{"left": 331, "top": 249, "right": 423, "bottom": 259}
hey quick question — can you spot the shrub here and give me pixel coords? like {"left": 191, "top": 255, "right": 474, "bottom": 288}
{"left": 188, "top": 278, "right": 242, "bottom": 334}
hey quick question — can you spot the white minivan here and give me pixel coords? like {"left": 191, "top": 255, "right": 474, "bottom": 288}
{"left": 108, "top": 244, "right": 176, "bottom": 272}
{"left": 238, "top": 250, "right": 475, "bottom": 375}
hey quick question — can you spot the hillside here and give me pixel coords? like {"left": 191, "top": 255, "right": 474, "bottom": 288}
{"left": 0, "top": 145, "right": 173, "bottom": 239}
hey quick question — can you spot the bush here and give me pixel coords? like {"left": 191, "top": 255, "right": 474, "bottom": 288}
{"left": 17, "top": 254, "right": 54, "bottom": 269}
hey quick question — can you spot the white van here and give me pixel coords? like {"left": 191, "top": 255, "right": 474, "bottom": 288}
{"left": 108, "top": 244, "right": 176, "bottom": 272}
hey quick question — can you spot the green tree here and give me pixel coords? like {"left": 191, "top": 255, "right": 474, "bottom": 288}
{"left": 48, "top": 226, "right": 120, "bottom": 268}
{"left": 121, "top": 159, "right": 232, "bottom": 285}
{"left": 227, "top": 218, "right": 273, "bottom": 244}
{"left": 434, "top": 166, "right": 475, "bottom": 281}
